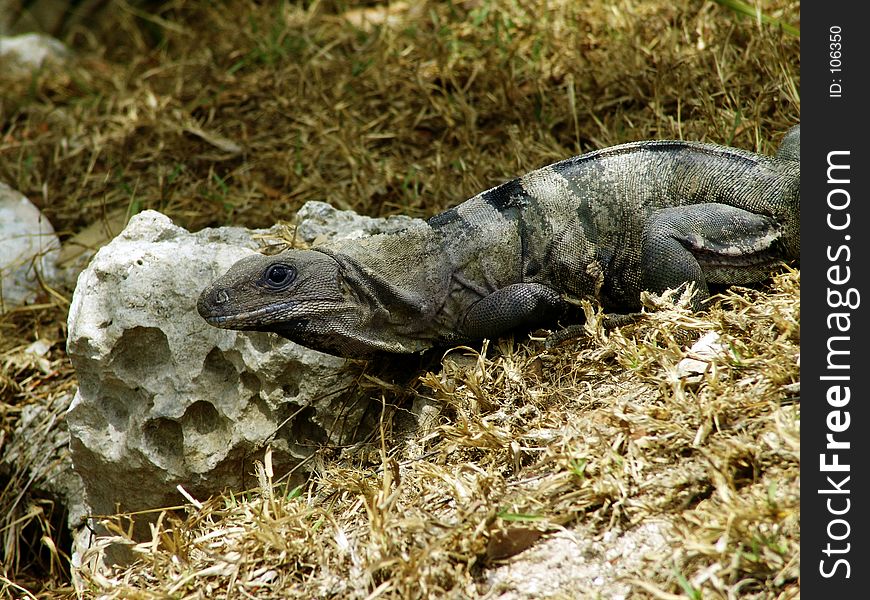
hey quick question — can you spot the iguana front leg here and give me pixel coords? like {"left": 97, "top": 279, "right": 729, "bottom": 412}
{"left": 641, "top": 202, "right": 782, "bottom": 309}
{"left": 460, "top": 283, "right": 566, "bottom": 340}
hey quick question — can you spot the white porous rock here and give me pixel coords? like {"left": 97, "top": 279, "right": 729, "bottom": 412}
{"left": 66, "top": 207, "right": 390, "bottom": 545}
{"left": 0, "top": 182, "right": 61, "bottom": 311}
{"left": 294, "top": 200, "right": 424, "bottom": 244}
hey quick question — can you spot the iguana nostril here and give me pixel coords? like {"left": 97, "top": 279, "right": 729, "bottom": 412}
{"left": 216, "top": 290, "right": 229, "bottom": 304}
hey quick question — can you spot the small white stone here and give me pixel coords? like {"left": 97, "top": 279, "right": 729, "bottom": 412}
{"left": 0, "top": 32, "right": 68, "bottom": 71}
{"left": 0, "top": 183, "right": 61, "bottom": 311}
{"left": 676, "top": 331, "right": 728, "bottom": 377}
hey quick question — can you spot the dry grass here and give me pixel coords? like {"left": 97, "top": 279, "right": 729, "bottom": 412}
{"left": 0, "top": 0, "right": 799, "bottom": 598}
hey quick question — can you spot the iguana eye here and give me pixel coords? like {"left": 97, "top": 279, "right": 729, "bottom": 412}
{"left": 263, "top": 263, "right": 296, "bottom": 289}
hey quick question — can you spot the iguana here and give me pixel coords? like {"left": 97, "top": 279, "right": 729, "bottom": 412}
{"left": 198, "top": 125, "right": 800, "bottom": 358}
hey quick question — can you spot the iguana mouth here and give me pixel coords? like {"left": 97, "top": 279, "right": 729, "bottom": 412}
{"left": 198, "top": 287, "right": 297, "bottom": 327}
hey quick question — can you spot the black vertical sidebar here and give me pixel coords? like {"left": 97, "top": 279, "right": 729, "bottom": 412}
{"left": 802, "top": 2, "right": 870, "bottom": 595}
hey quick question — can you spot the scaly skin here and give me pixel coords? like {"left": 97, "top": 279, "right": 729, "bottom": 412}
{"left": 198, "top": 125, "right": 800, "bottom": 358}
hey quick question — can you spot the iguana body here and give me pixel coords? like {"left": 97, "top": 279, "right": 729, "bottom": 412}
{"left": 198, "top": 125, "right": 800, "bottom": 358}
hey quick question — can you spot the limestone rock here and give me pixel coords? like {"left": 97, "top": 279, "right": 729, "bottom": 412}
{"left": 294, "top": 200, "right": 424, "bottom": 244}
{"left": 0, "top": 182, "right": 61, "bottom": 311}
{"left": 66, "top": 207, "right": 391, "bottom": 539}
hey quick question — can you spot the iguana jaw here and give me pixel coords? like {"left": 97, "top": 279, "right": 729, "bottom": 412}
{"left": 200, "top": 301, "right": 300, "bottom": 329}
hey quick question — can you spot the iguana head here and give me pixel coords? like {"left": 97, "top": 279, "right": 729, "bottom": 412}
{"left": 197, "top": 248, "right": 427, "bottom": 357}
{"left": 198, "top": 249, "right": 360, "bottom": 356}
